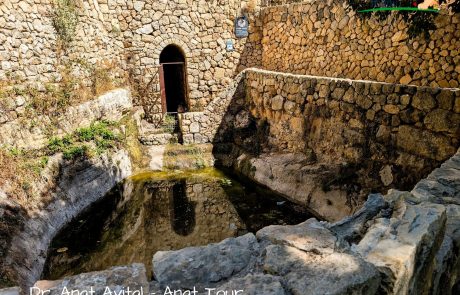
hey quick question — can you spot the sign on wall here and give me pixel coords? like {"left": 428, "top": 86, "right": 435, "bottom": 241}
{"left": 235, "top": 16, "right": 249, "bottom": 38}
{"left": 226, "top": 39, "right": 234, "bottom": 51}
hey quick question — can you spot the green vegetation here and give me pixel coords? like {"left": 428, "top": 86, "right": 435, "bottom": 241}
{"left": 348, "top": 0, "right": 458, "bottom": 39}
{"left": 52, "top": 0, "right": 79, "bottom": 46}
{"left": 47, "top": 121, "right": 120, "bottom": 160}
{"left": 162, "top": 114, "right": 177, "bottom": 133}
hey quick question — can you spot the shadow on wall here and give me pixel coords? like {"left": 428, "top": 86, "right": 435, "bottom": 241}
{"left": 210, "top": 69, "right": 460, "bottom": 216}
{"left": 0, "top": 152, "right": 130, "bottom": 290}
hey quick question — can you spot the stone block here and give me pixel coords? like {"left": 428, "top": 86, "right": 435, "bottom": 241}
{"left": 412, "top": 91, "right": 436, "bottom": 111}
{"left": 153, "top": 234, "right": 259, "bottom": 290}
{"left": 34, "top": 264, "right": 148, "bottom": 295}
{"left": 256, "top": 218, "right": 337, "bottom": 254}
{"left": 264, "top": 245, "right": 380, "bottom": 295}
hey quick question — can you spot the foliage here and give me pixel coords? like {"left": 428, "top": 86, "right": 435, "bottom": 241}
{"left": 0, "top": 59, "right": 126, "bottom": 122}
{"left": 51, "top": 0, "right": 79, "bottom": 46}
{"left": 162, "top": 114, "right": 177, "bottom": 133}
{"left": 47, "top": 121, "right": 119, "bottom": 160}
{"left": 347, "top": 0, "right": 444, "bottom": 40}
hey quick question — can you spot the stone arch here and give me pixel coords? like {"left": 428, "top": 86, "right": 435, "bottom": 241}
{"left": 152, "top": 37, "right": 192, "bottom": 64}
{"left": 159, "top": 43, "right": 190, "bottom": 113}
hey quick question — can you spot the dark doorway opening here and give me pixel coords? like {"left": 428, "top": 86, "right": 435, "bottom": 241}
{"left": 159, "top": 45, "right": 189, "bottom": 113}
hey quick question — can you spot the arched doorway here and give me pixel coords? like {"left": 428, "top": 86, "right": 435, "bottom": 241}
{"left": 159, "top": 45, "right": 189, "bottom": 113}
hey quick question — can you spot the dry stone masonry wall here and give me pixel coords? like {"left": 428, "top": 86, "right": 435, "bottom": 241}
{"left": 125, "top": 0, "right": 263, "bottom": 113}
{"left": 0, "top": 0, "right": 126, "bottom": 84}
{"left": 242, "top": 69, "right": 460, "bottom": 190}
{"left": 261, "top": 0, "right": 460, "bottom": 87}
{"left": 245, "top": 69, "right": 460, "bottom": 163}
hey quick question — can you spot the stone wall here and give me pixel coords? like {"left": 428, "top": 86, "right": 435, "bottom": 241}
{"left": 0, "top": 89, "right": 132, "bottom": 149}
{"left": 125, "top": 0, "right": 263, "bottom": 116}
{"left": 0, "top": 0, "right": 264, "bottom": 123}
{"left": 0, "top": 0, "right": 126, "bottom": 84}
{"left": 261, "top": 0, "right": 460, "bottom": 87}
{"left": 242, "top": 69, "right": 459, "bottom": 182}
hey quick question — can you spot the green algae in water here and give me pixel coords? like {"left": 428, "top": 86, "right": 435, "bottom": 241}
{"left": 42, "top": 168, "right": 311, "bottom": 280}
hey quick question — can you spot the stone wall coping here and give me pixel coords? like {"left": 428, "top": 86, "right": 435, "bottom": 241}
{"left": 245, "top": 68, "right": 460, "bottom": 92}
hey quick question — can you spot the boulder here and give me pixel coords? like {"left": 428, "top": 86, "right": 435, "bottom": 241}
{"left": 256, "top": 218, "right": 337, "bottom": 254}
{"left": 354, "top": 199, "right": 446, "bottom": 294}
{"left": 0, "top": 288, "right": 20, "bottom": 295}
{"left": 329, "top": 194, "right": 387, "bottom": 243}
{"left": 152, "top": 233, "right": 260, "bottom": 290}
{"left": 263, "top": 245, "right": 380, "bottom": 295}
{"left": 33, "top": 264, "right": 148, "bottom": 295}
{"left": 215, "top": 274, "right": 286, "bottom": 295}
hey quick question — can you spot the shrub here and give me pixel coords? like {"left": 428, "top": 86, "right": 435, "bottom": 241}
{"left": 52, "top": 0, "right": 79, "bottom": 46}
{"left": 47, "top": 121, "right": 119, "bottom": 160}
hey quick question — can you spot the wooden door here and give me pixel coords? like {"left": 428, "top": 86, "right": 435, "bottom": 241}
{"left": 159, "top": 64, "right": 167, "bottom": 114}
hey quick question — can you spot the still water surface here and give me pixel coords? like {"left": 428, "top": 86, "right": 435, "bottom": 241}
{"left": 42, "top": 168, "right": 311, "bottom": 279}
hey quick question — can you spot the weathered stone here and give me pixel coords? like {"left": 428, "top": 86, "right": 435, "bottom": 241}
{"left": 412, "top": 91, "right": 436, "bottom": 111}
{"left": 329, "top": 194, "right": 387, "bottom": 243}
{"left": 271, "top": 95, "right": 284, "bottom": 111}
{"left": 424, "top": 109, "right": 460, "bottom": 134}
{"left": 379, "top": 165, "right": 393, "bottom": 186}
{"left": 331, "top": 87, "right": 345, "bottom": 100}
{"left": 152, "top": 234, "right": 259, "bottom": 290}
{"left": 0, "top": 288, "right": 20, "bottom": 295}
{"left": 256, "top": 218, "right": 337, "bottom": 254}
{"left": 137, "top": 24, "right": 153, "bottom": 35}
{"left": 189, "top": 122, "right": 200, "bottom": 133}
{"left": 436, "top": 91, "right": 454, "bottom": 110}
{"left": 264, "top": 245, "right": 380, "bottom": 295}
{"left": 34, "top": 264, "right": 148, "bottom": 295}
{"left": 396, "top": 125, "right": 456, "bottom": 161}
{"left": 355, "top": 201, "right": 446, "bottom": 295}
{"left": 383, "top": 104, "right": 399, "bottom": 114}
{"left": 215, "top": 274, "right": 286, "bottom": 295}
{"left": 400, "top": 74, "right": 412, "bottom": 84}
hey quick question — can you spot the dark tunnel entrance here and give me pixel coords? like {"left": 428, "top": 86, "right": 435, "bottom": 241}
{"left": 159, "top": 45, "right": 189, "bottom": 113}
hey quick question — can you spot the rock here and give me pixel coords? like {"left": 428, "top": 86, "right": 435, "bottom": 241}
{"left": 256, "top": 218, "right": 337, "bottom": 254}
{"left": 430, "top": 235, "right": 455, "bottom": 295}
{"left": 379, "top": 165, "right": 393, "bottom": 186}
{"left": 3, "top": 149, "right": 132, "bottom": 289}
{"left": 355, "top": 200, "right": 446, "bottom": 295}
{"left": 392, "top": 31, "right": 408, "bottom": 43}
{"left": 33, "top": 264, "right": 148, "bottom": 295}
{"left": 0, "top": 287, "right": 20, "bottom": 295}
{"left": 234, "top": 153, "right": 352, "bottom": 222}
{"left": 133, "top": 1, "right": 145, "bottom": 12}
{"left": 271, "top": 95, "right": 284, "bottom": 111}
{"left": 137, "top": 24, "right": 153, "bottom": 35}
{"left": 412, "top": 91, "right": 436, "bottom": 111}
{"left": 215, "top": 274, "right": 286, "bottom": 295}
{"left": 396, "top": 125, "right": 456, "bottom": 161}
{"left": 234, "top": 110, "right": 251, "bottom": 129}
{"left": 436, "top": 91, "right": 454, "bottom": 110}
{"left": 264, "top": 245, "right": 380, "bottom": 295}
{"left": 329, "top": 194, "right": 387, "bottom": 243}
{"left": 383, "top": 104, "right": 399, "bottom": 114}
{"left": 152, "top": 233, "right": 260, "bottom": 290}
{"left": 189, "top": 122, "right": 200, "bottom": 133}
{"left": 400, "top": 74, "right": 412, "bottom": 84}
{"left": 424, "top": 109, "right": 460, "bottom": 134}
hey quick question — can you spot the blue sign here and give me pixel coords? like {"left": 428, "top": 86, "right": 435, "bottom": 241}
{"left": 235, "top": 16, "right": 249, "bottom": 38}
{"left": 226, "top": 39, "right": 234, "bottom": 52}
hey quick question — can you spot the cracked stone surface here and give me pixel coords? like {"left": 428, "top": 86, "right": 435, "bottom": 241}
{"left": 263, "top": 245, "right": 380, "bottom": 295}
{"left": 152, "top": 233, "right": 260, "bottom": 290}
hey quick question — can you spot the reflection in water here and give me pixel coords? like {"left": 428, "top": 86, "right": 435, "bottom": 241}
{"left": 171, "top": 180, "right": 195, "bottom": 236}
{"left": 42, "top": 169, "right": 311, "bottom": 280}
